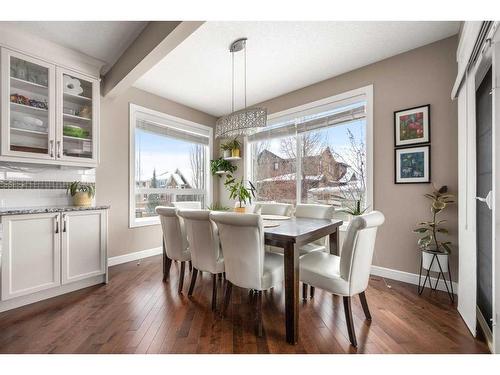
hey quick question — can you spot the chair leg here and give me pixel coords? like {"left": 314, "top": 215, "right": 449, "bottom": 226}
{"left": 302, "top": 283, "right": 308, "bottom": 300}
{"left": 359, "top": 291, "right": 372, "bottom": 320}
{"left": 222, "top": 281, "right": 233, "bottom": 317}
{"left": 188, "top": 268, "right": 198, "bottom": 296}
{"left": 188, "top": 260, "right": 193, "bottom": 272}
{"left": 256, "top": 290, "right": 263, "bottom": 337}
{"left": 164, "top": 257, "right": 172, "bottom": 282}
{"left": 343, "top": 296, "right": 357, "bottom": 347}
{"left": 211, "top": 274, "right": 218, "bottom": 311}
{"left": 310, "top": 286, "right": 315, "bottom": 298}
{"left": 178, "top": 261, "right": 186, "bottom": 294}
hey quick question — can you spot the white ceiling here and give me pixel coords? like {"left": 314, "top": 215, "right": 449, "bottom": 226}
{"left": 2, "top": 21, "right": 148, "bottom": 73}
{"left": 133, "top": 21, "right": 460, "bottom": 117}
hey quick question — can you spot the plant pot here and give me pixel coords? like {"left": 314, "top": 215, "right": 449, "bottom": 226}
{"left": 421, "top": 250, "right": 448, "bottom": 272}
{"left": 72, "top": 192, "right": 93, "bottom": 207}
{"left": 231, "top": 148, "right": 240, "bottom": 158}
{"left": 234, "top": 206, "right": 246, "bottom": 213}
{"left": 223, "top": 150, "right": 231, "bottom": 158}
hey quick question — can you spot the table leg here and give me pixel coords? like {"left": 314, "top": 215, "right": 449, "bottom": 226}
{"left": 329, "top": 228, "right": 340, "bottom": 255}
{"left": 284, "top": 241, "right": 299, "bottom": 344}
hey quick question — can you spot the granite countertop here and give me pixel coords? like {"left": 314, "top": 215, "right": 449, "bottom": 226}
{"left": 0, "top": 205, "right": 110, "bottom": 216}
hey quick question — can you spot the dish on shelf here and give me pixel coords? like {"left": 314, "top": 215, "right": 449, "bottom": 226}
{"left": 11, "top": 112, "right": 45, "bottom": 131}
{"left": 63, "top": 75, "right": 83, "bottom": 95}
{"left": 63, "top": 124, "right": 89, "bottom": 139}
{"left": 10, "top": 93, "right": 48, "bottom": 110}
{"left": 65, "top": 149, "right": 92, "bottom": 157}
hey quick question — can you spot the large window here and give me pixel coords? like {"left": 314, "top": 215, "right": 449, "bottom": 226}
{"left": 247, "top": 86, "right": 373, "bottom": 211}
{"left": 129, "top": 104, "right": 212, "bottom": 227}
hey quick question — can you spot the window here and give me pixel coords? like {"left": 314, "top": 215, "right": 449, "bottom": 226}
{"left": 273, "top": 162, "right": 279, "bottom": 171}
{"left": 129, "top": 104, "right": 212, "bottom": 227}
{"left": 247, "top": 86, "right": 373, "bottom": 212}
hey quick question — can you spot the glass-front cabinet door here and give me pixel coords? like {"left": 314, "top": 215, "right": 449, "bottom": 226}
{"left": 56, "top": 68, "right": 99, "bottom": 164}
{"left": 1, "top": 48, "right": 56, "bottom": 159}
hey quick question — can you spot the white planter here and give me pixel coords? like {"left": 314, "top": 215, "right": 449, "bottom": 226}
{"left": 422, "top": 251, "right": 449, "bottom": 272}
{"left": 223, "top": 150, "right": 231, "bottom": 158}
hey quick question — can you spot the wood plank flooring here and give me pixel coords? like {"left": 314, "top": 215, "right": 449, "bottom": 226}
{"left": 0, "top": 255, "right": 489, "bottom": 354}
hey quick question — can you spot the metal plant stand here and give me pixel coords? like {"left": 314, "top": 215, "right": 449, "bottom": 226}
{"left": 418, "top": 250, "right": 454, "bottom": 303}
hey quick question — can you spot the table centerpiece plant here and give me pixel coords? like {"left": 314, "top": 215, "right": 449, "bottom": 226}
{"left": 225, "top": 177, "right": 256, "bottom": 213}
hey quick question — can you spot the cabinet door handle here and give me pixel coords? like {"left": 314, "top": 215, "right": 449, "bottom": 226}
{"left": 49, "top": 140, "right": 54, "bottom": 157}
{"left": 63, "top": 214, "right": 67, "bottom": 232}
{"left": 55, "top": 216, "right": 59, "bottom": 234}
{"left": 56, "top": 140, "right": 62, "bottom": 158}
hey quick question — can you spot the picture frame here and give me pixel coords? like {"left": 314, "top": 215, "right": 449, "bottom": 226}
{"left": 395, "top": 145, "right": 431, "bottom": 184}
{"left": 394, "top": 104, "right": 430, "bottom": 147}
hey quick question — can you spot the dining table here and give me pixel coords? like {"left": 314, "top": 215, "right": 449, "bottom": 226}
{"left": 263, "top": 216, "right": 343, "bottom": 344}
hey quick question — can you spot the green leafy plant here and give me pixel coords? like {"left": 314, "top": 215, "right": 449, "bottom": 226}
{"left": 226, "top": 138, "right": 241, "bottom": 151}
{"left": 342, "top": 200, "right": 367, "bottom": 216}
{"left": 414, "top": 185, "right": 455, "bottom": 254}
{"left": 66, "top": 181, "right": 96, "bottom": 198}
{"left": 220, "top": 141, "right": 233, "bottom": 151}
{"left": 210, "top": 158, "right": 237, "bottom": 176}
{"left": 207, "top": 202, "right": 230, "bottom": 211}
{"left": 225, "top": 177, "right": 256, "bottom": 208}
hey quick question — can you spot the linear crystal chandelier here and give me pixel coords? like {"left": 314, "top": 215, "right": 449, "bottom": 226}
{"left": 215, "top": 38, "right": 267, "bottom": 139}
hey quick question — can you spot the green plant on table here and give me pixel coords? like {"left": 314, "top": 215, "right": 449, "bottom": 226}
{"left": 66, "top": 181, "right": 96, "bottom": 198}
{"left": 225, "top": 177, "right": 256, "bottom": 208}
{"left": 414, "top": 185, "right": 455, "bottom": 254}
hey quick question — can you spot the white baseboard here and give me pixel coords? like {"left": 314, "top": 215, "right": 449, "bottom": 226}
{"left": 108, "top": 247, "right": 162, "bottom": 266}
{"left": 371, "top": 265, "right": 458, "bottom": 295}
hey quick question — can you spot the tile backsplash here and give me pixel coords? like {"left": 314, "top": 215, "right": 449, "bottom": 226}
{"left": 0, "top": 163, "right": 95, "bottom": 208}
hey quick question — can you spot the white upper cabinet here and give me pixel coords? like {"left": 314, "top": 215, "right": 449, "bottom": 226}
{"left": 0, "top": 47, "right": 100, "bottom": 167}
{"left": 56, "top": 67, "right": 99, "bottom": 165}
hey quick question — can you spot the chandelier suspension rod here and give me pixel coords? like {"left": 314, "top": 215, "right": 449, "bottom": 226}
{"left": 231, "top": 48, "right": 235, "bottom": 113}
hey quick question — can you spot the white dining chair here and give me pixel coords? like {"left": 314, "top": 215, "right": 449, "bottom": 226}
{"left": 156, "top": 206, "right": 191, "bottom": 293}
{"left": 299, "top": 211, "right": 385, "bottom": 347}
{"left": 293, "top": 203, "right": 336, "bottom": 299}
{"left": 172, "top": 201, "right": 202, "bottom": 210}
{"left": 210, "top": 211, "right": 284, "bottom": 336}
{"left": 254, "top": 202, "right": 293, "bottom": 216}
{"left": 178, "top": 209, "right": 224, "bottom": 311}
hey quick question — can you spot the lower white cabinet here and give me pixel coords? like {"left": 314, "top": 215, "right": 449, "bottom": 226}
{"left": 0, "top": 209, "right": 108, "bottom": 303}
{"left": 61, "top": 210, "right": 107, "bottom": 284}
{"left": 1, "top": 212, "right": 61, "bottom": 300}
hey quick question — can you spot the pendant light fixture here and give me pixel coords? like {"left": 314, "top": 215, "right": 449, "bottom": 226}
{"left": 215, "top": 38, "right": 267, "bottom": 139}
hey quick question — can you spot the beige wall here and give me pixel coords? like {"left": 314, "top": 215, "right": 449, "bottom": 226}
{"left": 219, "top": 36, "right": 459, "bottom": 279}
{"left": 97, "top": 87, "right": 216, "bottom": 258}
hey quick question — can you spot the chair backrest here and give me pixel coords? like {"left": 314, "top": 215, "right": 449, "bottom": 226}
{"left": 210, "top": 212, "right": 265, "bottom": 290}
{"left": 294, "top": 203, "right": 335, "bottom": 219}
{"left": 294, "top": 203, "right": 336, "bottom": 246}
{"left": 178, "top": 209, "right": 221, "bottom": 274}
{"left": 155, "top": 206, "right": 188, "bottom": 261}
{"left": 254, "top": 202, "right": 293, "bottom": 216}
{"left": 172, "top": 201, "right": 202, "bottom": 210}
{"left": 339, "top": 211, "right": 385, "bottom": 295}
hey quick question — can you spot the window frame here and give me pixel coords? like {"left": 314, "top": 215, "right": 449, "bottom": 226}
{"left": 129, "top": 103, "right": 213, "bottom": 228}
{"left": 245, "top": 85, "right": 373, "bottom": 210}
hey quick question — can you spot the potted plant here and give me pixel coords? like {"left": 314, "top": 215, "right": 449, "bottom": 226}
{"left": 220, "top": 141, "right": 233, "bottom": 158}
{"left": 226, "top": 138, "right": 241, "bottom": 158}
{"left": 225, "top": 177, "right": 256, "bottom": 213}
{"left": 207, "top": 202, "right": 230, "bottom": 211}
{"left": 210, "top": 157, "right": 237, "bottom": 176}
{"left": 341, "top": 199, "right": 367, "bottom": 221}
{"left": 414, "top": 185, "right": 455, "bottom": 272}
{"left": 67, "top": 181, "right": 95, "bottom": 207}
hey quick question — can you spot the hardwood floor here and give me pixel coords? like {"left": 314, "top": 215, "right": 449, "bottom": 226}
{"left": 0, "top": 255, "right": 488, "bottom": 354}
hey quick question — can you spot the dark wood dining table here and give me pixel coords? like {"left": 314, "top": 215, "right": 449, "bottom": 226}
{"left": 263, "top": 217, "right": 343, "bottom": 344}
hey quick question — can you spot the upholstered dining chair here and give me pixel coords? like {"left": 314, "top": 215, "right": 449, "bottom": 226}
{"left": 172, "top": 201, "right": 202, "bottom": 210}
{"left": 293, "top": 203, "right": 336, "bottom": 299}
{"left": 299, "top": 211, "right": 385, "bottom": 347}
{"left": 156, "top": 206, "right": 191, "bottom": 293}
{"left": 210, "top": 212, "right": 284, "bottom": 336}
{"left": 178, "top": 209, "right": 224, "bottom": 310}
{"left": 253, "top": 202, "right": 293, "bottom": 216}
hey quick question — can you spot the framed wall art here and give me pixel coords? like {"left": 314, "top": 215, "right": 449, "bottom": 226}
{"left": 395, "top": 145, "right": 431, "bottom": 184}
{"left": 394, "top": 104, "right": 430, "bottom": 147}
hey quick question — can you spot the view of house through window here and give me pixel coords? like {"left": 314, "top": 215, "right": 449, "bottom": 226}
{"left": 249, "top": 99, "right": 368, "bottom": 211}
{"left": 130, "top": 106, "right": 211, "bottom": 226}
